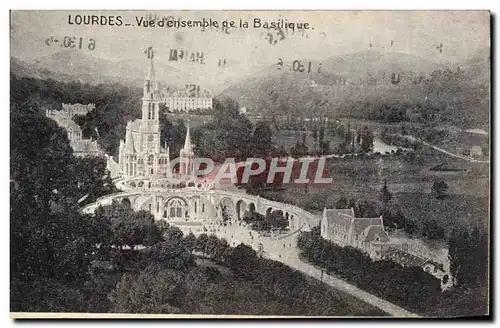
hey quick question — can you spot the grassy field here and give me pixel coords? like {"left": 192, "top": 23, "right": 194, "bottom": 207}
{"left": 260, "top": 148, "right": 489, "bottom": 235}
{"left": 394, "top": 192, "right": 489, "bottom": 234}
{"left": 273, "top": 130, "right": 343, "bottom": 153}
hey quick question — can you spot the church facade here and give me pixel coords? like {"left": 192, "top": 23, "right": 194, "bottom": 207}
{"left": 118, "top": 48, "right": 194, "bottom": 179}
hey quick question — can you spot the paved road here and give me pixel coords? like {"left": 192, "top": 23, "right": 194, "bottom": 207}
{"left": 177, "top": 221, "right": 419, "bottom": 317}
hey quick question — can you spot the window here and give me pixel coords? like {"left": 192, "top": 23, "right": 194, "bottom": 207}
{"left": 202, "top": 203, "right": 205, "bottom": 213}
{"left": 148, "top": 155, "right": 154, "bottom": 166}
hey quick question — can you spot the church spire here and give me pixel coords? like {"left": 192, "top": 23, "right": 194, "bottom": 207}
{"left": 183, "top": 123, "right": 193, "bottom": 152}
{"left": 125, "top": 125, "right": 135, "bottom": 153}
{"left": 145, "top": 46, "right": 155, "bottom": 81}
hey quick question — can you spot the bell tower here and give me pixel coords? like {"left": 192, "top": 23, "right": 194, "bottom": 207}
{"left": 141, "top": 46, "right": 161, "bottom": 157}
{"left": 142, "top": 46, "right": 158, "bottom": 121}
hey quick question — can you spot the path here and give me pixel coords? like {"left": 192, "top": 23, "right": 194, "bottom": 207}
{"left": 176, "top": 220, "right": 419, "bottom": 317}
{"left": 401, "top": 135, "right": 490, "bottom": 164}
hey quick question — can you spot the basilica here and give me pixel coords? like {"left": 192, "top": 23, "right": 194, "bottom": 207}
{"left": 118, "top": 48, "right": 195, "bottom": 179}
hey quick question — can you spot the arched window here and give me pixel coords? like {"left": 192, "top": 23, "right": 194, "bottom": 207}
{"left": 148, "top": 155, "right": 154, "bottom": 166}
{"left": 165, "top": 198, "right": 189, "bottom": 219}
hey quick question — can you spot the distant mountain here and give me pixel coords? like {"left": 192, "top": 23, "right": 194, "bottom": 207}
{"left": 318, "top": 50, "right": 441, "bottom": 80}
{"left": 12, "top": 50, "right": 189, "bottom": 89}
{"left": 219, "top": 50, "right": 444, "bottom": 116}
{"left": 11, "top": 56, "right": 136, "bottom": 87}
{"left": 460, "top": 47, "right": 490, "bottom": 84}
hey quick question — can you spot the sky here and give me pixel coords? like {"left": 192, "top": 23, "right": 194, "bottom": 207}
{"left": 10, "top": 10, "right": 490, "bottom": 88}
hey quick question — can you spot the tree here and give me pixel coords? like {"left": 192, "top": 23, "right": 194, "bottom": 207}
{"left": 195, "top": 233, "right": 209, "bottom": 252}
{"left": 159, "top": 114, "right": 187, "bottom": 159}
{"left": 11, "top": 278, "right": 86, "bottom": 313}
{"left": 312, "top": 128, "right": 318, "bottom": 153}
{"left": 276, "top": 145, "right": 288, "bottom": 158}
{"left": 243, "top": 211, "right": 269, "bottom": 231}
{"left": 184, "top": 232, "right": 196, "bottom": 254}
{"left": 227, "top": 244, "right": 258, "bottom": 279}
{"left": 432, "top": 179, "right": 449, "bottom": 200}
{"left": 290, "top": 132, "right": 309, "bottom": 158}
{"left": 335, "top": 197, "right": 350, "bottom": 209}
{"left": 205, "top": 235, "right": 222, "bottom": 258}
{"left": 66, "top": 156, "right": 115, "bottom": 205}
{"left": 379, "top": 179, "right": 392, "bottom": 215}
{"left": 212, "top": 238, "right": 230, "bottom": 263}
{"left": 195, "top": 97, "right": 254, "bottom": 161}
{"left": 109, "top": 266, "right": 185, "bottom": 313}
{"left": 266, "top": 210, "right": 289, "bottom": 231}
{"left": 108, "top": 207, "right": 163, "bottom": 250}
{"left": 360, "top": 126, "right": 374, "bottom": 153}
{"left": 251, "top": 121, "right": 274, "bottom": 157}
{"left": 146, "top": 240, "right": 194, "bottom": 271}
{"left": 318, "top": 127, "right": 327, "bottom": 154}
{"left": 448, "top": 227, "right": 488, "bottom": 288}
{"left": 421, "top": 219, "right": 445, "bottom": 240}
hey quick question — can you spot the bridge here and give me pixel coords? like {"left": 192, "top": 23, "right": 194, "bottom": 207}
{"left": 82, "top": 184, "right": 320, "bottom": 233}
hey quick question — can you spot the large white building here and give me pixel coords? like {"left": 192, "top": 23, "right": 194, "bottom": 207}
{"left": 118, "top": 49, "right": 195, "bottom": 179}
{"left": 45, "top": 103, "right": 103, "bottom": 157}
{"left": 160, "top": 88, "right": 213, "bottom": 112}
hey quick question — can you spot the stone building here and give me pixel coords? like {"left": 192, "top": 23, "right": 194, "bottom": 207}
{"left": 160, "top": 87, "right": 213, "bottom": 112}
{"left": 321, "top": 208, "right": 393, "bottom": 257}
{"left": 118, "top": 49, "right": 169, "bottom": 178}
{"left": 320, "top": 207, "right": 450, "bottom": 286}
{"left": 118, "top": 48, "right": 195, "bottom": 179}
{"left": 45, "top": 103, "right": 103, "bottom": 157}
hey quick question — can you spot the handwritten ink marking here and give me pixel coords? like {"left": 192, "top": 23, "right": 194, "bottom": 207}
{"left": 169, "top": 48, "right": 205, "bottom": 65}
{"left": 45, "top": 36, "right": 96, "bottom": 51}
{"left": 218, "top": 58, "right": 227, "bottom": 68}
{"left": 276, "top": 59, "right": 317, "bottom": 74}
